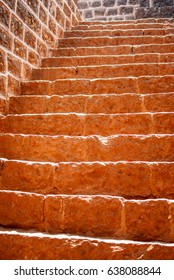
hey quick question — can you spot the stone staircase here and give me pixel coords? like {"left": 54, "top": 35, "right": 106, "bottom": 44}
{"left": 0, "top": 18, "right": 174, "bottom": 260}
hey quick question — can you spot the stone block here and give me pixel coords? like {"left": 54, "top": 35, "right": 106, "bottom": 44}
{"left": 0, "top": 26, "right": 12, "bottom": 51}
{"left": 103, "top": 0, "right": 116, "bottom": 7}
{"left": 11, "top": 14, "right": 24, "bottom": 40}
{"left": 92, "top": 1, "right": 101, "bottom": 8}
{"left": 3, "top": 0, "right": 16, "bottom": 10}
{"left": 7, "top": 54, "right": 22, "bottom": 78}
{"left": 0, "top": 191, "right": 44, "bottom": 230}
{"left": 153, "top": 0, "right": 174, "bottom": 7}
{"left": 25, "top": 29, "right": 37, "bottom": 49}
{"left": 0, "top": 1, "right": 10, "bottom": 28}
{"left": 0, "top": 49, "right": 6, "bottom": 73}
{"left": 25, "top": 0, "right": 39, "bottom": 13}
{"left": 14, "top": 38, "right": 27, "bottom": 59}
{"left": 125, "top": 200, "right": 171, "bottom": 241}
{"left": 118, "top": 0, "right": 127, "bottom": 5}
{"left": 44, "top": 196, "right": 122, "bottom": 237}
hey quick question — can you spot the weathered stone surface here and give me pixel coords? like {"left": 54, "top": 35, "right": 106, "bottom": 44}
{"left": 0, "top": 1, "right": 10, "bottom": 28}
{"left": 1, "top": 159, "right": 173, "bottom": 199}
{"left": 125, "top": 200, "right": 171, "bottom": 242}
{"left": 20, "top": 75, "right": 174, "bottom": 96}
{"left": 0, "top": 134, "right": 173, "bottom": 162}
{"left": 1, "top": 160, "right": 55, "bottom": 194}
{"left": 50, "top": 45, "right": 132, "bottom": 57}
{"left": 133, "top": 44, "right": 174, "bottom": 54}
{"left": 59, "top": 35, "right": 174, "bottom": 48}
{"left": 153, "top": 113, "right": 174, "bottom": 134}
{"left": 153, "top": 0, "right": 173, "bottom": 7}
{"left": 144, "top": 93, "right": 174, "bottom": 112}
{"left": 9, "top": 94, "right": 143, "bottom": 114}
{"left": 1, "top": 230, "right": 174, "bottom": 260}
{"left": 151, "top": 163, "right": 174, "bottom": 199}
{"left": 32, "top": 63, "right": 174, "bottom": 80}
{"left": 0, "top": 191, "right": 44, "bottom": 230}
{"left": 44, "top": 195, "right": 122, "bottom": 237}
{"left": 0, "top": 113, "right": 157, "bottom": 135}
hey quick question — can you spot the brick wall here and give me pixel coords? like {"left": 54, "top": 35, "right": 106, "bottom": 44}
{"left": 0, "top": 0, "right": 82, "bottom": 114}
{"left": 77, "top": 0, "right": 174, "bottom": 21}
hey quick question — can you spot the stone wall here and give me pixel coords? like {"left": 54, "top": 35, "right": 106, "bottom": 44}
{"left": 0, "top": 0, "right": 82, "bottom": 114}
{"left": 77, "top": 0, "right": 174, "bottom": 21}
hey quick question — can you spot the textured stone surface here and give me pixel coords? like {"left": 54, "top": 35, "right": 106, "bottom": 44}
{"left": 44, "top": 196, "right": 122, "bottom": 237}
{"left": 0, "top": 191, "right": 44, "bottom": 230}
{"left": 125, "top": 200, "right": 171, "bottom": 242}
{"left": 1, "top": 113, "right": 174, "bottom": 135}
{"left": 1, "top": 231, "right": 174, "bottom": 260}
{"left": 0, "top": 0, "right": 81, "bottom": 113}
{"left": 21, "top": 75, "right": 174, "bottom": 95}
{"left": 59, "top": 35, "right": 174, "bottom": 48}
{"left": 1, "top": 17, "right": 174, "bottom": 259}
{"left": 77, "top": 0, "right": 174, "bottom": 21}
{"left": 0, "top": 134, "right": 174, "bottom": 162}
{"left": 32, "top": 63, "right": 174, "bottom": 80}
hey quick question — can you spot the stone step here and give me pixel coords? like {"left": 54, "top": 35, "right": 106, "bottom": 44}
{"left": 0, "top": 134, "right": 173, "bottom": 162}
{"left": 0, "top": 158, "right": 173, "bottom": 199}
{"left": 21, "top": 75, "right": 174, "bottom": 96}
{"left": 49, "top": 44, "right": 174, "bottom": 57}
{"left": 74, "top": 21, "right": 174, "bottom": 31}
{"left": 1, "top": 113, "right": 174, "bottom": 136}
{"left": 58, "top": 35, "right": 174, "bottom": 48}
{"left": 1, "top": 229, "right": 174, "bottom": 260}
{"left": 32, "top": 63, "right": 174, "bottom": 80}
{"left": 79, "top": 19, "right": 174, "bottom": 24}
{"left": 42, "top": 53, "right": 174, "bottom": 68}
{"left": 0, "top": 191, "right": 174, "bottom": 242}
{"left": 9, "top": 93, "right": 174, "bottom": 115}
{"left": 65, "top": 28, "right": 174, "bottom": 38}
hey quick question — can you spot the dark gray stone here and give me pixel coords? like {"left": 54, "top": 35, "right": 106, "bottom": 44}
{"left": 160, "top": 6, "right": 174, "bottom": 17}
{"left": 118, "top": 0, "right": 127, "bottom": 5}
{"left": 129, "top": 0, "right": 139, "bottom": 5}
{"left": 153, "top": 0, "right": 174, "bottom": 7}
{"left": 114, "top": 16, "right": 124, "bottom": 20}
{"left": 78, "top": 1, "right": 88, "bottom": 9}
{"left": 92, "top": 1, "right": 102, "bottom": 8}
{"left": 125, "top": 15, "right": 135, "bottom": 20}
{"left": 107, "top": 8, "right": 118, "bottom": 15}
{"left": 120, "top": 6, "right": 133, "bottom": 14}
{"left": 103, "top": 0, "right": 116, "bottom": 7}
{"left": 139, "top": 0, "right": 150, "bottom": 7}
{"left": 94, "top": 7, "right": 106, "bottom": 16}
{"left": 84, "top": 9, "right": 93, "bottom": 18}
{"left": 135, "top": 7, "right": 160, "bottom": 18}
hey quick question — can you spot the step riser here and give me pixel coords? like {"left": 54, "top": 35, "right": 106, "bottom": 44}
{"left": 8, "top": 94, "right": 174, "bottom": 115}
{"left": 1, "top": 160, "right": 173, "bottom": 199}
{"left": 0, "top": 134, "right": 173, "bottom": 162}
{"left": 1, "top": 114, "right": 174, "bottom": 136}
{"left": 65, "top": 29, "right": 174, "bottom": 38}
{"left": 1, "top": 231, "right": 174, "bottom": 260}
{"left": 59, "top": 36, "right": 174, "bottom": 48}
{"left": 42, "top": 54, "right": 174, "bottom": 68}
{"left": 0, "top": 191, "right": 173, "bottom": 242}
{"left": 50, "top": 44, "right": 174, "bottom": 57}
{"left": 79, "top": 19, "right": 174, "bottom": 25}
{"left": 74, "top": 22, "right": 174, "bottom": 31}
{"left": 33, "top": 64, "right": 174, "bottom": 80}
{"left": 21, "top": 76, "right": 174, "bottom": 96}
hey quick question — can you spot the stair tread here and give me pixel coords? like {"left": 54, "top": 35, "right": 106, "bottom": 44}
{"left": 0, "top": 133, "right": 173, "bottom": 163}
{"left": 1, "top": 228, "right": 174, "bottom": 260}
{"left": 0, "top": 158, "right": 174, "bottom": 198}
{"left": 0, "top": 191, "right": 174, "bottom": 242}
